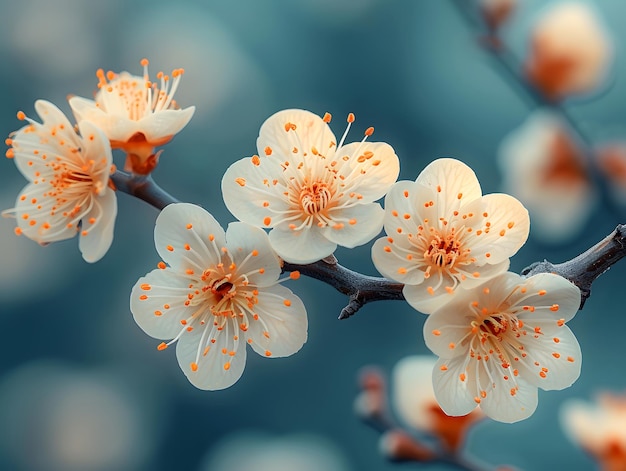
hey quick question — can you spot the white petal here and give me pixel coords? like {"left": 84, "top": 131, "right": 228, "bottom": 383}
{"left": 432, "top": 356, "right": 480, "bottom": 416}
{"left": 154, "top": 203, "right": 225, "bottom": 271}
{"left": 381, "top": 181, "right": 425, "bottom": 239}
{"left": 78, "top": 120, "right": 114, "bottom": 183}
{"left": 176, "top": 318, "right": 247, "bottom": 390}
{"left": 509, "top": 273, "right": 581, "bottom": 323}
{"left": 371, "top": 237, "right": 426, "bottom": 286}
{"left": 480, "top": 375, "right": 539, "bottom": 423}
{"left": 323, "top": 203, "right": 383, "bottom": 248}
{"left": 130, "top": 268, "right": 195, "bottom": 339}
{"left": 221, "top": 156, "right": 291, "bottom": 228}
{"left": 415, "top": 158, "right": 483, "bottom": 217}
{"left": 139, "top": 107, "right": 196, "bottom": 142}
{"left": 69, "top": 96, "right": 104, "bottom": 127}
{"left": 268, "top": 226, "right": 336, "bottom": 264}
{"left": 460, "top": 193, "right": 530, "bottom": 265}
{"left": 79, "top": 190, "right": 117, "bottom": 263}
{"left": 423, "top": 301, "right": 475, "bottom": 356}
{"left": 226, "top": 222, "right": 281, "bottom": 287}
{"left": 333, "top": 141, "right": 400, "bottom": 202}
{"left": 244, "top": 285, "right": 308, "bottom": 358}
{"left": 14, "top": 100, "right": 81, "bottom": 180}
{"left": 13, "top": 183, "right": 77, "bottom": 243}
{"left": 257, "top": 109, "right": 336, "bottom": 163}
{"left": 515, "top": 324, "right": 581, "bottom": 391}
{"left": 403, "top": 278, "right": 460, "bottom": 315}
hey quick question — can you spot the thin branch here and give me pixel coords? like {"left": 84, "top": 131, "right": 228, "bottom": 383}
{"left": 111, "top": 170, "right": 179, "bottom": 210}
{"left": 523, "top": 224, "right": 626, "bottom": 308}
{"left": 114, "top": 170, "right": 626, "bottom": 317}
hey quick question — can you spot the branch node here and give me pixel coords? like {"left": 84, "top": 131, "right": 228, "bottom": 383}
{"left": 339, "top": 293, "right": 364, "bottom": 320}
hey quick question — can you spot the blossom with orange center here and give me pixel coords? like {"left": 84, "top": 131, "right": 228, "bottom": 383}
{"left": 561, "top": 393, "right": 626, "bottom": 471}
{"left": 221, "top": 109, "right": 400, "bottom": 264}
{"left": 498, "top": 111, "right": 595, "bottom": 244}
{"left": 525, "top": 2, "right": 613, "bottom": 101}
{"left": 69, "top": 59, "right": 195, "bottom": 175}
{"left": 425, "top": 272, "right": 581, "bottom": 423}
{"left": 130, "top": 203, "right": 307, "bottom": 390}
{"left": 371, "top": 158, "right": 529, "bottom": 314}
{"left": 3, "top": 100, "right": 117, "bottom": 263}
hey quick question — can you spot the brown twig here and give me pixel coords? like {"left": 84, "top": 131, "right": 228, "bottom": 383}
{"left": 113, "top": 171, "right": 626, "bottom": 316}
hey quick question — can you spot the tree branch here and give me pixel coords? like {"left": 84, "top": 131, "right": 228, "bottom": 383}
{"left": 111, "top": 170, "right": 179, "bottom": 210}
{"left": 113, "top": 171, "right": 626, "bottom": 317}
{"left": 523, "top": 224, "right": 626, "bottom": 309}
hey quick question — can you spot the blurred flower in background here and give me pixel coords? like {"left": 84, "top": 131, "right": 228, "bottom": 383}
{"left": 392, "top": 355, "right": 483, "bottom": 453}
{"left": 560, "top": 392, "right": 626, "bottom": 471}
{"left": 0, "top": 361, "right": 164, "bottom": 471}
{"left": 199, "top": 431, "right": 352, "bottom": 471}
{"left": 498, "top": 110, "right": 595, "bottom": 244}
{"left": 524, "top": 2, "right": 613, "bottom": 101}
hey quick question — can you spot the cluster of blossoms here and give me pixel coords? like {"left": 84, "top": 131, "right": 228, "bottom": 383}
{"left": 3, "top": 59, "right": 194, "bottom": 262}
{"left": 4, "top": 59, "right": 584, "bottom": 421}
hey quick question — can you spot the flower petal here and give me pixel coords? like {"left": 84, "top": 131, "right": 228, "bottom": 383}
{"left": 333, "top": 141, "right": 400, "bottom": 202}
{"left": 323, "top": 203, "right": 384, "bottom": 248}
{"left": 432, "top": 356, "right": 480, "bottom": 416}
{"left": 139, "top": 107, "right": 196, "bottom": 142}
{"left": 226, "top": 222, "right": 281, "bottom": 287}
{"left": 515, "top": 324, "right": 581, "bottom": 391}
{"left": 154, "top": 203, "right": 225, "bottom": 271}
{"left": 480, "top": 374, "right": 539, "bottom": 423}
{"left": 403, "top": 276, "right": 460, "bottom": 315}
{"left": 176, "top": 318, "right": 247, "bottom": 390}
{"left": 423, "top": 301, "right": 475, "bottom": 356}
{"left": 256, "top": 109, "right": 336, "bottom": 163}
{"left": 130, "top": 268, "right": 195, "bottom": 339}
{"left": 268, "top": 226, "right": 336, "bottom": 264}
{"left": 78, "top": 190, "right": 117, "bottom": 263}
{"left": 460, "top": 193, "right": 530, "bottom": 265}
{"left": 509, "top": 273, "right": 581, "bottom": 322}
{"left": 371, "top": 237, "right": 426, "bottom": 286}
{"left": 221, "top": 155, "right": 292, "bottom": 228}
{"left": 416, "top": 158, "right": 483, "bottom": 217}
{"left": 244, "top": 284, "right": 308, "bottom": 358}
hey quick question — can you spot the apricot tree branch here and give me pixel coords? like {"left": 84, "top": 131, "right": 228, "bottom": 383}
{"left": 523, "top": 224, "right": 626, "bottom": 309}
{"left": 113, "top": 173, "right": 626, "bottom": 316}
{"left": 111, "top": 170, "right": 180, "bottom": 210}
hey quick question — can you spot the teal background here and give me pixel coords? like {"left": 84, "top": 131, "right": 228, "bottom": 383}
{"left": 1, "top": 0, "right": 626, "bottom": 469}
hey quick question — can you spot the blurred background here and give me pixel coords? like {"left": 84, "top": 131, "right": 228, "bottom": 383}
{"left": 1, "top": 0, "right": 626, "bottom": 469}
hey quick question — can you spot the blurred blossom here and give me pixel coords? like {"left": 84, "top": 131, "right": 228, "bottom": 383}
{"left": 560, "top": 393, "right": 626, "bottom": 471}
{"left": 119, "top": 5, "right": 270, "bottom": 136}
{"left": 70, "top": 59, "right": 195, "bottom": 175}
{"left": 596, "top": 144, "right": 626, "bottom": 206}
{"left": 525, "top": 2, "right": 613, "bottom": 100}
{"left": 199, "top": 431, "right": 352, "bottom": 471}
{"left": 371, "top": 158, "right": 529, "bottom": 314}
{"left": 392, "top": 355, "right": 483, "bottom": 452}
{"left": 0, "top": 361, "right": 162, "bottom": 471}
{"left": 3, "top": 100, "right": 117, "bottom": 263}
{"left": 131, "top": 203, "right": 308, "bottom": 390}
{"left": 479, "top": 0, "right": 516, "bottom": 32}
{"left": 223, "top": 109, "right": 399, "bottom": 264}
{"left": 424, "top": 272, "right": 581, "bottom": 423}
{"left": 498, "top": 110, "right": 595, "bottom": 244}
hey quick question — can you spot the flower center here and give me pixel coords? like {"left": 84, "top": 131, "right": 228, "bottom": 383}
{"left": 425, "top": 233, "right": 463, "bottom": 268}
{"left": 299, "top": 181, "right": 333, "bottom": 215}
{"left": 211, "top": 277, "right": 234, "bottom": 301}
